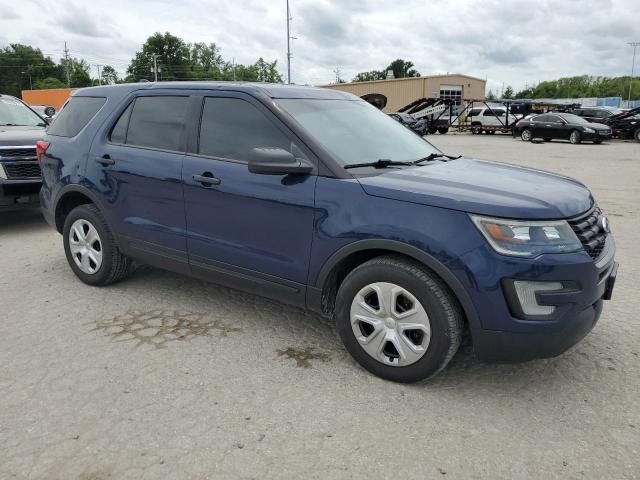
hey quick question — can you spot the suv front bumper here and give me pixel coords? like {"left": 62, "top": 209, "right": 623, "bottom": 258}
{"left": 0, "top": 178, "right": 42, "bottom": 210}
{"left": 463, "top": 236, "right": 617, "bottom": 363}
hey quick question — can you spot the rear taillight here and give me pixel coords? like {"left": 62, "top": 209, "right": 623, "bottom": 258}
{"left": 36, "top": 140, "right": 49, "bottom": 167}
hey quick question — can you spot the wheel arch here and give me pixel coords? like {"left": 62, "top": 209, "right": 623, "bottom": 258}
{"left": 53, "top": 185, "right": 106, "bottom": 233}
{"left": 311, "top": 239, "right": 479, "bottom": 330}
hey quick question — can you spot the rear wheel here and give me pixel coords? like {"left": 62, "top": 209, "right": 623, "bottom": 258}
{"left": 593, "top": 140, "right": 602, "bottom": 144}
{"left": 428, "top": 126, "right": 438, "bottom": 134}
{"left": 569, "top": 130, "right": 582, "bottom": 144}
{"left": 544, "top": 138, "right": 552, "bottom": 142}
{"left": 63, "top": 204, "right": 133, "bottom": 286}
{"left": 335, "top": 255, "right": 463, "bottom": 383}
{"left": 437, "top": 127, "right": 449, "bottom": 134}
{"left": 521, "top": 128, "right": 533, "bottom": 142}
{"left": 471, "top": 124, "right": 482, "bottom": 135}
{"left": 635, "top": 128, "right": 640, "bottom": 143}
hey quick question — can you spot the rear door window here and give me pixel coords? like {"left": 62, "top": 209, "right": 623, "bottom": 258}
{"left": 47, "top": 97, "right": 106, "bottom": 137}
{"left": 121, "top": 96, "right": 189, "bottom": 151}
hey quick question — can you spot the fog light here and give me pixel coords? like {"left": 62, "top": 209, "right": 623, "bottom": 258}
{"left": 513, "top": 281, "right": 563, "bottom": 316}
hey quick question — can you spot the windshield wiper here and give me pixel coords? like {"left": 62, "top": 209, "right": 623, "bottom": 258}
{"left": 412, "top": 153, "right": 461, "bottom": 164}
{"left": 344, "top": 159, "right": 414, "bottom": 170}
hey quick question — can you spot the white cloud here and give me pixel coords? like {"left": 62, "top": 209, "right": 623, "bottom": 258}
{"left": 1, "top": 0, "right": 638, "bottom": 93}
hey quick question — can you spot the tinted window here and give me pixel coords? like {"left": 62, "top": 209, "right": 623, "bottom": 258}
{"left": 547, "top": 115, "right": 563, "bottom": 123}
{"left": 110, "top": 102, "right": 133, "bottom": 144}
{"left": 125, "top": 96, "right": 188, "bottom": 151}
{"left": 534, "top": 114, "right": 550, "bottom": 122}
{"left": 199, "top": 97, "right": 292, "bottom": 161}
{"left": 483, "top": 109, "right": 505, "bottom": 116}
{"left": 47, "top": 97, "right": 106, "bottom": 137}
{"left": 468, "top": 108, "right": 482, "bottom": 116}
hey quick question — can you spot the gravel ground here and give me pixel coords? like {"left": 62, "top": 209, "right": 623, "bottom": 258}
{"left": 1, "top": 134, "right": 638, "bottom": 480}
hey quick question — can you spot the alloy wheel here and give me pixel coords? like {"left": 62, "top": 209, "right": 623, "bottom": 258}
{"left": 69, "top": 219, "right": 103, "bottom": 274}
{"left": 350, "top": 282, "right": 431, "bottom": 367}
{"left": 521, "top": 129, "right": 532, "bottom": 141}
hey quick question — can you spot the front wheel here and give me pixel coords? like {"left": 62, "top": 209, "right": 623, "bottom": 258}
{"left": 437, "top": 127, "right": 449, "bottom": 134}
{"left": 63, "top": 204, "right": 133, "bottom": 286}
{"left": 335, "top": 255, "right": 463, "bottom": 383}
{"left": 521, "top": 128, "right": 533, "bottom": 141}
{"left": 569, "top": 130, "right": 582, "bottom": 144}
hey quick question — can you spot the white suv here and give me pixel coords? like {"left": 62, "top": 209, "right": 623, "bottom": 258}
{"left": 466, "top": 107, "right": 523, "bottom": 134}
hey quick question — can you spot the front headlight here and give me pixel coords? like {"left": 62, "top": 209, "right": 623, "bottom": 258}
{"left": 470, "top": 215, "right": 583, "bottom": 257}
{"left": 583, "top": 127, "right": 595, "bottom": 133}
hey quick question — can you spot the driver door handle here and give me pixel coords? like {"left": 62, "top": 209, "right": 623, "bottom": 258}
{"left": 193, "top": 173, "right": 221, "bottom": 186}
{"left": 95, "top": 155, "right": 115, "bottom": 166}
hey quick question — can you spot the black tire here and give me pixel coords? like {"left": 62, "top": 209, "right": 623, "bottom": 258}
{"left": 634, "top": 128, "right": 640, "bottom": 143}
{"left": 488, "top": 130, "right": 496, "bottom": 135}
{"left": 335, "top": 255, "right": 463, "bottom": 383}
{"left": 569, "top": 130, "right": 582, "bottom": 144}
{"left": 521, "top": 128, "right": 533, "bottom": 142}
{"left": 593, "top": 140, "right": 602, "bottom": 144}
{"left": 471, "top": 124, "right": 481, "bottom": 135}
{"left": 437, "top": 127, "right": 449, "bottom": 134}
{"left": 544, "top": 138, "right": 552, "bottom": 142}
{"left": 428, "top": 126, "right": 438, "bottom": 135}
{"left": 63, "top": 204, "right": 133, "bottom": 286}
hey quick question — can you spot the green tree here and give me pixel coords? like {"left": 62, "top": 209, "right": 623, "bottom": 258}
{"left": 503, "top": 85, "right": 514, "bottom": 99}
{"left": 385, "top": 59, "right": 420, "bottom": 79}
{"left": 352, "top": 70, "right": 386, "bottom": 82}
{"left": 100, "top": 65, "right": 118, "bottom": 85}
{"left": 60, "top": 58, "right": 92, "bottom": 87}
{"left": 127, "top": 32, "right": 191, "bottom": 81}
{"left": 0, "top": 44, "right": 63, "bottom": 96}
{"left": 33, "top": 77, "right": 66, "bottom": 90}
{"left": 486, "top": 89, "right": 496, "bottom": 100}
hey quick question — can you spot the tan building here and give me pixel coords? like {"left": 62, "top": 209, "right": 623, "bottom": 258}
{"left": 322, "top": 74, "right": 486, "bottom": 112}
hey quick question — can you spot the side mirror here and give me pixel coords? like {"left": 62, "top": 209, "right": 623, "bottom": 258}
{"left": 248, "top": 147, "right": 313, "bottom": 175}
{"left": 44, "top": 106, "right": 56, "bottom": 117}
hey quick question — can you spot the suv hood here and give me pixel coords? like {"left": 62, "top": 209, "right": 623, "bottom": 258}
{"left": 356, "top": 158, "right": 592, "bottom": 220}
{"left": 0, "top": 126, "right": 45, "bottom": 147}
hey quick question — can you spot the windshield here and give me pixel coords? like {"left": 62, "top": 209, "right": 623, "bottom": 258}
{"left": 560, "top": 113, "right": 591, "bottom": 124}
{"left": 277, "top": 99, "right": 439, "bottom": 166}
{"left": 0, "top": 97, "right": 45, "bottom": 126}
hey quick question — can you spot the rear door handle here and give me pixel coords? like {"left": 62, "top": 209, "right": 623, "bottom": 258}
{"left": 192, "top": 173, "right": 221, "bottom": 186}
{"left": 95, "top": 155, "right": 115, "bottom": 166}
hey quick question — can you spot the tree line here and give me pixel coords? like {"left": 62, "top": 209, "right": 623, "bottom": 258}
{"left": 487, "top": 75, "right": 639, "bottom": 101}
{"left": 0, "top": 32, "right": 283, "bottom": 97}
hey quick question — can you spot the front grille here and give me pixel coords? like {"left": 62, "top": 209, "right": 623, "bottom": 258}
{"left": 0, "top": 148, "right": 36, "bottom": 159}
{"left": 568, "top": 206, "right": 607, "bottom": 260}
{"left": 3, "top": 161, "right": 42, "bottom": 179}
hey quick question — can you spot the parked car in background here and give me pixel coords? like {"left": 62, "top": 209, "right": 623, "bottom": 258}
{"left": 387, "top": 112, "right": 430, "bottom": 136}
{"left": 0, "top": 94, "right": 48, "bottom": 211}
{"left": 516, "top": 113, "right": 612, "bottom": 144}
{"left": 571, "top": 106, "right": 621, "bottom": 124}
{"left": 466, "top": 106, "right": 523, "bottom": 134}
{"left": 40, "top": 83, "right": 617, "bottom": 383}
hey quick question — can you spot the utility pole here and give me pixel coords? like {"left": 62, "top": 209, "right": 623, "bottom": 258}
{"left": 286, "top": 0, "right": 292, "bottom": 84}
{"left": 151, "top": 54, "right": 159, "bottom": 82}
{"left": 232, "top": 57, "right": 236, "bottom": 81}
{"left": 628, "top": 42, "right": 639, "bottom": 103}
{"left": 332, "top": 67, "right": 342, "bottom": 83}
{"left": 95, "top": 64, "right": 103, "bottom": 85}
{"left": 21, "top": 71, "right": 32, "bottom": 90}
{"left": 63, "top": 41, "right": 71, "bottom": 87}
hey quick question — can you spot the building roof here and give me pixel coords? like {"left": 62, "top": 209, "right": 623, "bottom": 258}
{"left": 321, "top": 73, "right": 487, "bottom": 87}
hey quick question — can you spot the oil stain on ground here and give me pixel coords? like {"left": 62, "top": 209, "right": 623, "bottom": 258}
{"left": 91, "top": 309, "right": 242, "bottom": 349}
{"left": 276, "top": 346, "right": 331, "bottom": 368}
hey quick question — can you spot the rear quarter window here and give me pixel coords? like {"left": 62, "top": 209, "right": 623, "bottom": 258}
{"left": 47, "top": 96, "right": 106, "bottom": 137}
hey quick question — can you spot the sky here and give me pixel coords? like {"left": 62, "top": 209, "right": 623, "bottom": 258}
{"left": 1, "top": 0, "right": 639, "bottom": 94}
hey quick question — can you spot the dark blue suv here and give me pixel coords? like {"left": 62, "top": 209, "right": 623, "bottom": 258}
{"left": 39, "top": 83, "right": 617, "bottom": 382}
